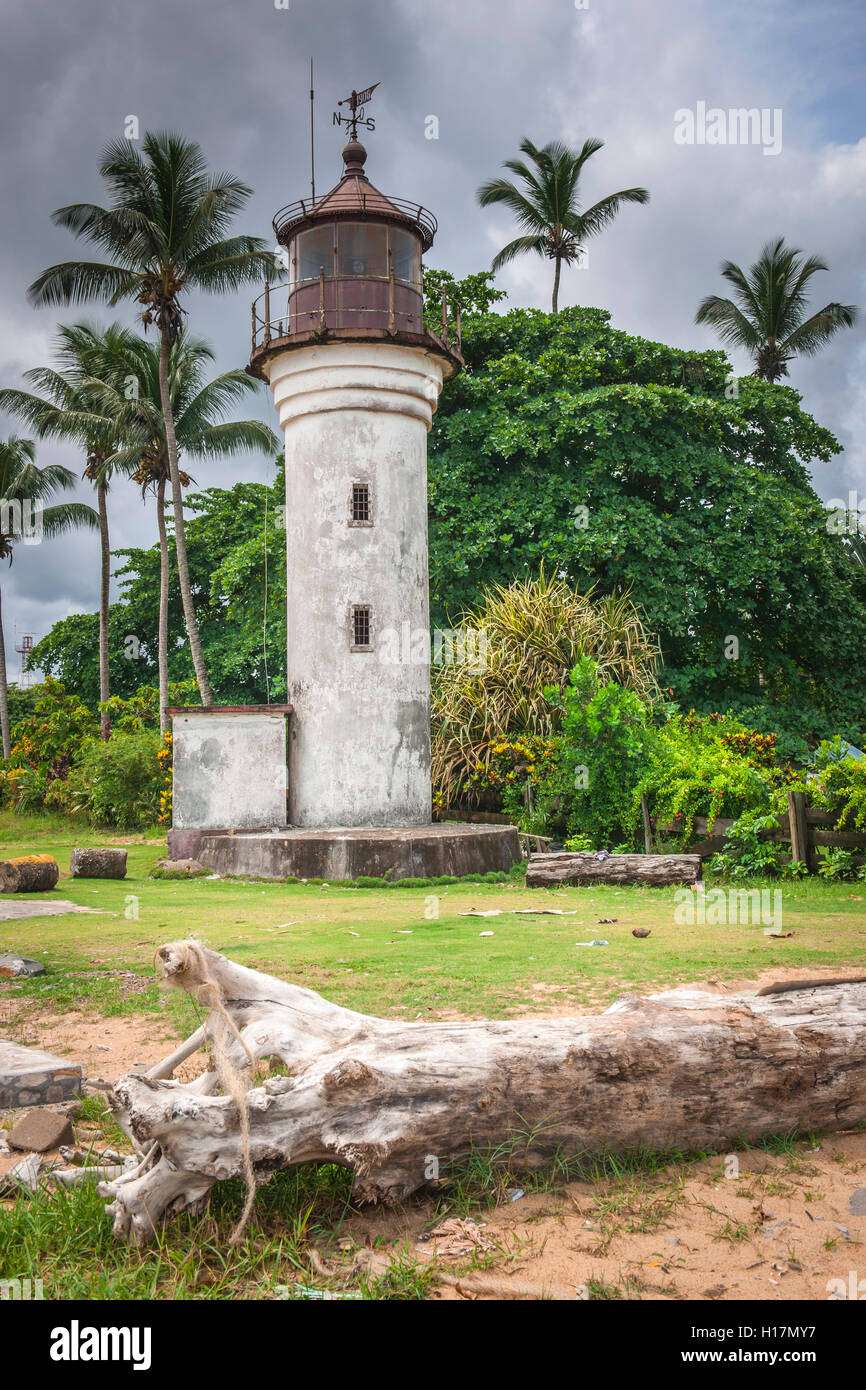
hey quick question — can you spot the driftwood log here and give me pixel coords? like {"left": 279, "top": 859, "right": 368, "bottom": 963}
{"left": 0, "top": 855, "right": 59, "bottom": 893}
{"left": 70, "top": 847, "right": 127, "bottom": 879}
{"left": 526, "top": 851, "right": 702, "bottom": 887}
{"left": 98, "top": 939, "right": 866, "bottom": 1244}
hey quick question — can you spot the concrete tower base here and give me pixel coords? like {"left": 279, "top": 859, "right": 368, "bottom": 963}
{"left": 174, "top": 823, "right": 520, "bottom": 882}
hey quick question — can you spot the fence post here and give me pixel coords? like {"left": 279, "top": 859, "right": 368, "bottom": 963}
{"left": 788, "top": 790, "right": 810, "bottom": 870}
{"left": 640, "top": 795, "right": 653, "bottom": 854}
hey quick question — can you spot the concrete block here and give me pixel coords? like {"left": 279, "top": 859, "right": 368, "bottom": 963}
{"left": 0, "top": 953, "right": 46, "bottom": 978}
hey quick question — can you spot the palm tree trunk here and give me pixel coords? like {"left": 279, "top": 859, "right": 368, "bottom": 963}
{"left": 0, "top": 584, "right": 10, "bottom": 760}
{"left": 97, "top": 477, "right": 111, "bottom": 740}
{"left": 552, "top": 256, "right": 562, "bottom": 314}
{"left": 156, "top": 474, "right": 170, "bottom": 735}
{"left": 157, "top": 330, "right": 213, "bottom": 706}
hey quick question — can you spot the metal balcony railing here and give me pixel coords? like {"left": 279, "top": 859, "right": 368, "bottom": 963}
{"left": 250, "top": 273, "right": 462, "bottom": 358}
{"left": 272, "top": 194, "right": 438, "bottom": 248}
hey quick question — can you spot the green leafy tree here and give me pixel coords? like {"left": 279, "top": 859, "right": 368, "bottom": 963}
{"left": 0, "top": 438, "right": 98, "bottom": 757}
{"left": 30, "top": 466, "right": 287, "bottom": 709}
{"left": 477, "top": 138, "right": 649, "bottom": 311}
{"left": 28, "top": 130, "right": 279, "bottom": 705}
{"left": 696, "top": 237, "right": 858, "bottom": 381}
{"left": 425, "top": 299, "right": 866, "bottom": 749}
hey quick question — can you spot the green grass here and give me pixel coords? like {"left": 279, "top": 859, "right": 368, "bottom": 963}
{"left": 1, "top": 815, "right": 865, "bottom": 1300}
{"left": 1, "top": 817, "right": 864, "bottom": 1024}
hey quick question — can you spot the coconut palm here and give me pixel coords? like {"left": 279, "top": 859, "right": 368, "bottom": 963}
{"left": 477, "top": 137, "right": 649, "bottom": 312}
{"left": 85, "top": 331, "right": 278, "bottom": 730}
{"left": 0, "top": 323, "right": 143, "bottom": 739}
{"left": 27, "top": 130, "right": 280, "bottom": 704}
{"left": 0, "top": 436, "right": 98, "bottom": 757}
{"left": 695, "top": 238, "right": 858, "bottom": 382}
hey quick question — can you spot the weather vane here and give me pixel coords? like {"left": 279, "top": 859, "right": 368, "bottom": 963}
{"left": 333, "top": 82, "right": 380, "bottom": 139}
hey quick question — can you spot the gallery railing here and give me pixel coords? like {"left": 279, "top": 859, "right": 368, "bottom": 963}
{"left": 250, "top": 273, "right": 462, "bottom": 357}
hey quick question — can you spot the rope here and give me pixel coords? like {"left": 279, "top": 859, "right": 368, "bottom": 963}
{"left": 160, "top": 942, "right": 257, "bottom": 1245}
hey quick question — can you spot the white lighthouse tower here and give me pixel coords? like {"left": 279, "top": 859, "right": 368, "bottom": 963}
{"left": 249, "top": 98, "right": 462, "bottom": 828}
{"left": 166, "top": 90, "right": 519, "bottom": 879}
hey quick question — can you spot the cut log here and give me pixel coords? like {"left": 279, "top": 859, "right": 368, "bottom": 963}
{"left": 99, "top": 939, "right": 866, "bottom": 1244}
{"left": 526, "top": 851, "right": 701, "bottom": 887}
{"left": 69, "top": 847, "right": 127, "bottom": 879}
{"left": 0, "top": 855, "right": 59, "bottom": 893}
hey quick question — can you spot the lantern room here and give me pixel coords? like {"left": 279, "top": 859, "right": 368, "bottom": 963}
{"left": 249, "top": 139, "right": 462, "bottom": 375}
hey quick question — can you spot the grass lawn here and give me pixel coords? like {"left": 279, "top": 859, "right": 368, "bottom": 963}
{"left": 2, "top": 814, "right": 865, "bottom": 1301}
{"left": 1, "top": 814, "right": 865, "bottom": 1027}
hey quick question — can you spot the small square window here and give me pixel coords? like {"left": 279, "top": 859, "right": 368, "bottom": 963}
{"left": 352, "top": 605, "right": 372, "bottom": 649}
{"left": 350, "top": 482, "right": 372, "bottom": 525}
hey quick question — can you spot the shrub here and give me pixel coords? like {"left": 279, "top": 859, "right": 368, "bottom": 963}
{"left": 431, "top": 569, "right": 660, "bottom": 809}
{"left": 638, "top": 712, "right": 793, "bottom": 848}
{"left": 60, "top": 730, "right": 163, "bottom": 829}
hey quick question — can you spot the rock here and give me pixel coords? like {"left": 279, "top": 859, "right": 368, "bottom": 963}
{"left": 849, "top": 1188, "right": 866, "bottom": 1216}
{"left": 154, "top": 858, "right": 206, "bottom": 875}
{"left": 69, "top": 847, "right": 127, "bottom": 879}
{"left": 7, "top": 1109, "right": 74, "bottom": 1153}
{"left": 0, "top": 855, "right": 59, "bottom": 893}
{"left": 0, "top": 953, "right": 47, "bottom": 978}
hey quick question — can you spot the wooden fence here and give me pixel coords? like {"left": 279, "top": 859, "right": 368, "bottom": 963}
{"left": 440, "top": 797, "right": 866, "bottom": 872}
{"left": 666, "top": 791, "right": 866, "bottom": 871}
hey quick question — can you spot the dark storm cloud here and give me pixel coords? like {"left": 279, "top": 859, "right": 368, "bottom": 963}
{"left": 0, "top": 0, "right": 864, "bottom": 664}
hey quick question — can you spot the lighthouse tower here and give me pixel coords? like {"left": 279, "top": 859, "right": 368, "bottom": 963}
{"left": 249, "top": 113, "right": 462, "bottom": 828}
{"left": 166, "top": 90, "right": 519, "bottom": 877}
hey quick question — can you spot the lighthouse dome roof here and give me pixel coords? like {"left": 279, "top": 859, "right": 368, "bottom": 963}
{"left": 272, "top": 140, "right": 437, "bottom": 251}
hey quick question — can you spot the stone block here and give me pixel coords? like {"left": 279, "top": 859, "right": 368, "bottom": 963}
{"left": 7, "top": 1108, "right": 74, "bottom": 1153}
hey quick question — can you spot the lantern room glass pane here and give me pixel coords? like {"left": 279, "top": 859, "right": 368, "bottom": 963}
{"left": 296, "top": 226, "right": 334, "bottom": 283}
{"left": 389, "top": 228, "right": 421, "bottom": 286}
{"left": 337, "top": 223, "right": 388, "bottom": 279}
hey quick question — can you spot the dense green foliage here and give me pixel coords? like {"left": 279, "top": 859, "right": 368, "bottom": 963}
{"left": 0, "top": 677, "right": 190, "bottom": 828}
{"left": 481, "top": 661, "right": 796, "bottom": 851}
{"left": 30, "top": 464, "right": 287, "bottom": 707}
{"left": 425, "top": 297, "right": 866, "bottom": 750}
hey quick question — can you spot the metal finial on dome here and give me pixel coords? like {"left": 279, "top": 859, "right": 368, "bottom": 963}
{"left": 341, "top": 139, "right": 368, "bottom": 177}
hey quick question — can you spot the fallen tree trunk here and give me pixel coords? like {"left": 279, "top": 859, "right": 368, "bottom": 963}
{"left": 69, "top": 847, "right": 127, "bottom": 879}
{"left": 526, "top": 851, "right": 702, "bottom": 887}
{"left": 100, "top": 940, "right": 866, "bottom": 1244}
{"left": 0, "top": 855, "right": 59, "bottom": 893}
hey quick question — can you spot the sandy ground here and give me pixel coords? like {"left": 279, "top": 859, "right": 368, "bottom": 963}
{"left": 2, "top": 966, "right": 865, "bottom": 1301}
{"left": 339, "top": 1131, "right": 866, "bottom": 1301}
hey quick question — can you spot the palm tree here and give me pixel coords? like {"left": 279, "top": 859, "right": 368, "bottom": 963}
{"left": 87, "top": 332, "right": 277, "bottom": 730}
{"left": 0, "top": 323, "right": 142, "bottom": 739}
{"left": 0, "top": 436, "right": 98, "bottom": 757}
{"left": 695, "top": 238, "right": 858, "bottom": 382}
{"left": 477, "top": 137, "right": 649, "bottom": 312}
{"left": 27, "top": 130, "right": 279, "bottom": 705}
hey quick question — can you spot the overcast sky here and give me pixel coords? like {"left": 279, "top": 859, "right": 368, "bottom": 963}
{"left": 1, "top": 0, "right": 864, "bottom": 678}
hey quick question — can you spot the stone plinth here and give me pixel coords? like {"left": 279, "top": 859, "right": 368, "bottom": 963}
{"left": 0, "top": 1041, "right": 82, "bottom": 1110}
{"left": 189, "top": 822, "right": 520, "bottom": 882}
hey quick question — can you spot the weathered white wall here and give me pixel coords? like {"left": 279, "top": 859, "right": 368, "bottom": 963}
{"left": 265, "top": 342, "right": 444, "bottom": 827}
{"left": 171, "top": 713, "right": 287, "bottom": 830}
